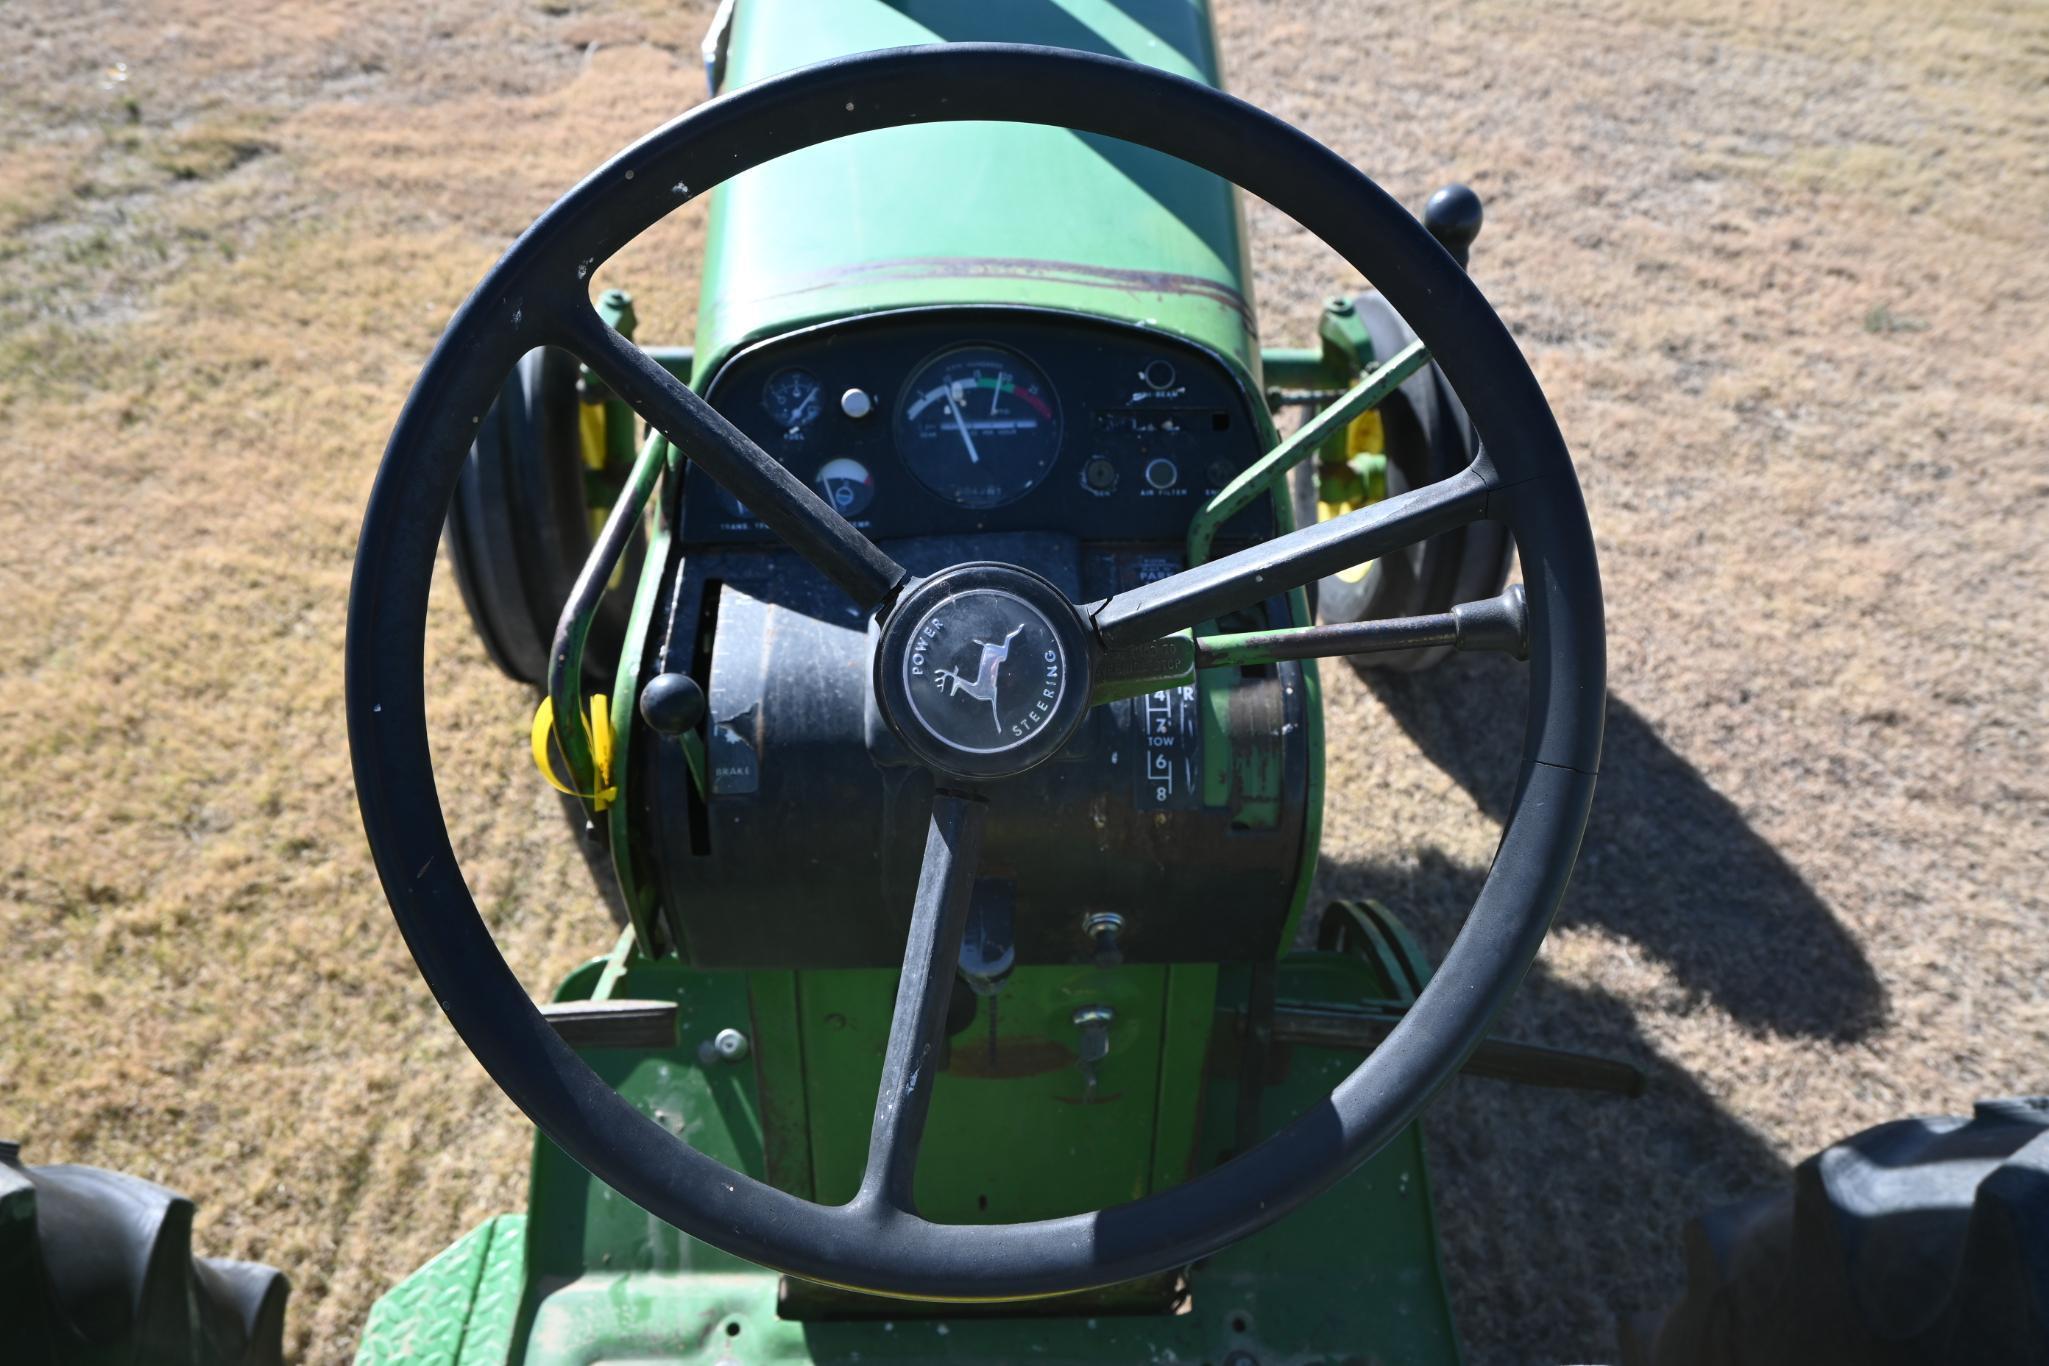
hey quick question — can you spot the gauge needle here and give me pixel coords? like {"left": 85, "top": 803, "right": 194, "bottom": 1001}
{"left": 944, "top": 388, "right": 982, "bottom": 465}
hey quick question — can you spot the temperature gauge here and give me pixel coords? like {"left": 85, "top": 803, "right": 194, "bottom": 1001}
{"left": 814, "top": 457, "right": 875, "bottom": 518}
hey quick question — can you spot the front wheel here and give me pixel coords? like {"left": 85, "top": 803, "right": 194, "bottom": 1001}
{"left": 442, "top": 346, "right": 639, "bottom": 687}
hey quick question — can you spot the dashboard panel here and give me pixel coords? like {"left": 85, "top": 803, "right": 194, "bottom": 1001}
{"left": 648, "top": 310, "right": 1314, "bottom": 971}
{"left": 682, "top": 310, "right": 1273, "bottom": 547}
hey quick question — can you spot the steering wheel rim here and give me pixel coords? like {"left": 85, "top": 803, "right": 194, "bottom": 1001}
{"left": 347, "top": 43, "right": 1604, "bottom": 1299}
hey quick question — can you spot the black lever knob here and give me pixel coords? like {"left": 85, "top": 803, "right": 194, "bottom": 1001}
{"left": 1422, "top": 183, "right": 1483, "bottom": 269}
{"left": 1451, "top": 583, "right": 1529, "bottom": 660}
{"left": 639, "top": 672, "right": 706, "bottom": 736}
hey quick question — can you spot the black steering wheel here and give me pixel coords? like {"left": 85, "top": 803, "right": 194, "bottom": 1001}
{"left": 346, "top": 44, "right": 1604, "bottom": 1300}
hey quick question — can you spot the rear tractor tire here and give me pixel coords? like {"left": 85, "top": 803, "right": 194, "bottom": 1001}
{"left": 1622, "top": 1096, "right": 2049, "bottom": 1366}
{"left": 0, "top": 1143, "right": 288, "bottom": 1366}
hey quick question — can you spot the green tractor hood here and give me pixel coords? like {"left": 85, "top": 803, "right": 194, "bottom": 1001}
{"left": 693, "top": 0, "right": 1259, "bottom": 384}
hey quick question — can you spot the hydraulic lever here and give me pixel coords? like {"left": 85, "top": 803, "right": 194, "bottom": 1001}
{"left": 1224, "top": 1000, "right": 1647, "bottom": 1098}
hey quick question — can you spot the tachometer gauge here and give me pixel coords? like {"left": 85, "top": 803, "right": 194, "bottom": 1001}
{"left": 894, "top": 345, "right": 1061, "bottom": 508}
{"left": 761, "top": 367, "right": 823, "bottom": 431}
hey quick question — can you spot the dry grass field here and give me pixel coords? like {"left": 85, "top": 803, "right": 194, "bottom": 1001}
{"left": 2, "top": 1, "right": 2044, "bottom": 1362}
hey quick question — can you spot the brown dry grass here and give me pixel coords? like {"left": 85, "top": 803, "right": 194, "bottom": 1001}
{"left": 1, "top": 1, "right": 2043, "bottom": 1362}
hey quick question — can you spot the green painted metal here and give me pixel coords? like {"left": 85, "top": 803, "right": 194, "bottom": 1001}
{"left": 548, "top": 427, "right": 669, "bottom": 809}
{"left": 590, "top": 924, "right": 638, "bottom": 1003}
{"left": 1195, "top": 662, "right": 1283, "bottom": 828}
{"left": 1323, "top": 447, "right": 1389, "bottom": 508}
{"left": 798, "top": 965, "right": 1169, "bottom": 1219}
{"left": 604, "top": 437, "right": 680, "bottom": 951}
{"left": 361, "top": 918, "right": 1459, "bottom": 1364}
{"left": 355, "top": 1215, "right": 527, "bottom": 1366}
{"left": 525, "top": 957, "right": 778, "bottom": 1285}
{"left": 1257, "top": 345, "right": 1347, "bottom": 393}
{"left": 1191, "top": 628, "right": 1276, "bottom": 671}
{"left": 691, "top": 0, "right": 1257, "bottom": 390}
{"left": 609, "top": 0, "right": 1327, "bottom": 1248}
{"left": 1145, "top": 961, "right": 1217, "bottom": 1191}
{"left": 1185, "top": 338, "right": 1430, "bottom": 567}
{"left": 746, "top": 971, "right": 816, "bottom": 1197}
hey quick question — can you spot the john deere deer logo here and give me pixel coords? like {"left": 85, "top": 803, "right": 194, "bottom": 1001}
{"left": 933, "top": 624, "right": 1025, "bottom": 735}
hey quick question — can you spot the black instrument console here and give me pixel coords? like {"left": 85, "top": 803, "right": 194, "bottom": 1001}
{"left": 682, "top": 309, "right": 1272, "bottom": 546}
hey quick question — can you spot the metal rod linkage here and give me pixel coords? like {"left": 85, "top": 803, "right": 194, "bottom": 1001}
{"left": 1195, "top": 584, "right": 1528, "bottom": 668}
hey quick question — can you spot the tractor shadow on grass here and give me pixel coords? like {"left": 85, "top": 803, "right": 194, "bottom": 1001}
{"left": 1306, "top": 847, "right": 1799, "bottom": 1362}
{"left": 1310, "top": 650, "right": 1890, "bottom": 1359}
{"left": 1356, "top": 650, "right": 1888, "bottom": 1043}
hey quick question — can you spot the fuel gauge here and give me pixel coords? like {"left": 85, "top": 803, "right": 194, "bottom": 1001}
{"left": 761, "top": 368, "right": 823, "bottom": 431}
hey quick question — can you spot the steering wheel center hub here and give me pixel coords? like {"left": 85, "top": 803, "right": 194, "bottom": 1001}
{"left": 876, "top": 564, "right": 1093, "bottom": 780}
{"left": 904, "top": 592, "right": 1065, "bottom": 752}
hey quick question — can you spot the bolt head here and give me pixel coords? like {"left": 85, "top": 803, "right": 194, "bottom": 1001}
{"left": 712, "top": 1027, "right": 750, "bottom": 1062}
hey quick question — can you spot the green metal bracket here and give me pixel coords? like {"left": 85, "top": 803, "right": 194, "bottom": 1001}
{"left": 1258, "top": 346, "right": 1346, "bottom": 394}
{"left": 605, "top": 438, "right": 681, "bottom": 957}
{"left": 1186, "top": 338, "right": 1429, "bottom": 566}
{"left": 1316, "top": 293, "right": 1377, "bottom": 375}
{"left": 594, "top": 288, "right": 637, "bottom": 341}
{"left": 1260, "top": 294, "right": 1382, "bottom": 398}
{"left": 547, "top": 429, "right": 671, "bottom": 809}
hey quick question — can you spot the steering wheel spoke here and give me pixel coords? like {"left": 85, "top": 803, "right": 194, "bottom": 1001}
{"left": 558, "top": 304, "right": 906, "bottom": 613}
{"left": 1092, "top": 458, "right": 1503, "bottom": 647}
{"left": 857, "top": 789, "right": 988, "bottom": 1215}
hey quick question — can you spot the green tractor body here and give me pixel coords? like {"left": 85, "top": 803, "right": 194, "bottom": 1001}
{"left": 369, "top": 2, "right": 1498, "bottom": 1362}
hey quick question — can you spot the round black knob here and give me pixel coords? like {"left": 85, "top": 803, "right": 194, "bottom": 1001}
{"left": 639, "top": 672, "right": 705, "bottom": 736}
{"left": 1422, "top": 183, "right": 1483, "bottom": 268}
